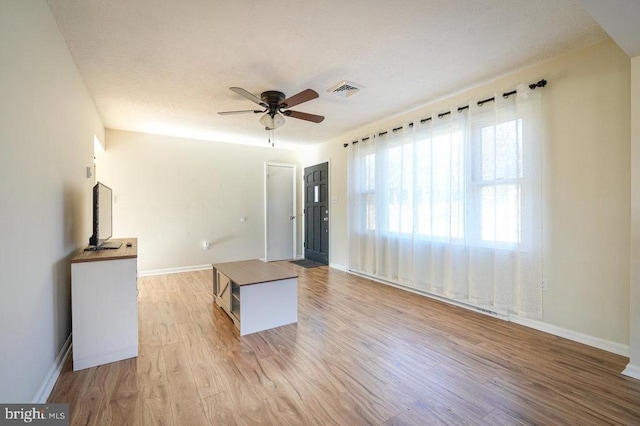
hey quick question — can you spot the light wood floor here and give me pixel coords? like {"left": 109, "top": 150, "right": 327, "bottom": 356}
{"left": 49, "top": 263, "right": 640, "bottom": 425}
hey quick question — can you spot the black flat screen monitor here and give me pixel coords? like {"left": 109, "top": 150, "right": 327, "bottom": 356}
{"left": 87, "top": 182, "right": 121, "bottom": 250}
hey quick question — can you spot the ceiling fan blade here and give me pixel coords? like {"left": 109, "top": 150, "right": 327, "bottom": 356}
{"left": 229, "top": 87, "right": 266, "bottom": 107}
{"left": 217, "top": 110, "right": 263, "bottom": 115}
{"left": 283, "top": 110, "right": 325, "bottom": 123}
{"left": 282, "top": 89, "right": 319, "bottom": 109}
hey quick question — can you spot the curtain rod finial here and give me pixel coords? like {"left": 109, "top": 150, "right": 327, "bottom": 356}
{"left": 529, "top": 79, "right": 547, "bottom": 90}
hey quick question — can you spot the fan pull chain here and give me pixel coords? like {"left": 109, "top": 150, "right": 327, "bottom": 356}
{"left": 268, "top": 129, "right": 275, "bottom": 147}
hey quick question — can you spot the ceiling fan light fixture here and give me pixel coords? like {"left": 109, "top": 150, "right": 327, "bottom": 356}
{"left": 259, "top": 112, "right": 285, "bottom": 130}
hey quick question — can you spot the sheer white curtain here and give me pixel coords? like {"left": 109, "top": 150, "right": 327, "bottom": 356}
{"left": 348, "top": 84, "right": 543, "bottom": 318}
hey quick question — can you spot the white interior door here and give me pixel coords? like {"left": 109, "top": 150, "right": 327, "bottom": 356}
{"left": 265, "top": 163, "right": 296, "bottom": 261}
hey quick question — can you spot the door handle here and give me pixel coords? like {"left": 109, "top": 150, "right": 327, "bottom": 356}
{"left": 290, "top": 215, "right": 296, "bottom": 220}
{"left": 323, "top": 217, "right": 329, "bottom": 221}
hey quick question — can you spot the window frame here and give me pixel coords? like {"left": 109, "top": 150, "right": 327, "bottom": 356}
{"left": 356, "top": 116, "right": 528, "bottom": 250}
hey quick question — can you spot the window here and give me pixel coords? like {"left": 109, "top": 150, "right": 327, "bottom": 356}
{"left": 471, "top": 118, "right": 523, "bottom": 245}
{"left": 347, "top": 86, "right": 543, "bottom": 318}
{"left": 361, "top": 121, "right": 522, "bottom": 246}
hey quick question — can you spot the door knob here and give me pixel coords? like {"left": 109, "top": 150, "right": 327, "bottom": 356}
{"left": 290, "top": 215, "right": 296, "bottom": 220}
{"left": 323, "top": 217, "right": 329, "bottom": 221}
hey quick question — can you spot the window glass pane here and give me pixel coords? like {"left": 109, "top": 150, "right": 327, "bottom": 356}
{"left": 481, "top": 184, "right": 520, "bottom": 243}
{"left": 481, "top": 119, "right": 523, "bottom": 181}
{"left": 415, "top": 137, "right": 431, "bottom": 236}
{"left": 388, "top": 146, "right": 401, "bottom": 233}
{"left": 430, "top": 131, "right": 464, "bottom": 238}
{"left": 386, "top": 145, "right": 414, "bottom": 233}
{"left": 364, "top": 153, "right": 376, "bottom": 231}
{"left": 365, "top": 154, "right": 375, "bottom": 190}
{"left": 481, "top": 126, "right": 495, "bottom": 181}
{"left": 366, "top": 194, "right": 375, "bottom": 230}
{"left": 450, "top": 131, "right": 464, "bottom": 239}
{"left": 400, "top": 144, "right": 413, "bottom": 234}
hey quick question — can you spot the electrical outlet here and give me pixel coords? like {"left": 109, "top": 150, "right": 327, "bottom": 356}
{"left": 542, "top": 279, "right": 548, "bottom": 291}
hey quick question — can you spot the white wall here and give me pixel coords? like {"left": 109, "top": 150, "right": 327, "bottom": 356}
{"left": 0, "top": 1, "right": 104, "bottom": 402}
{"left": 97, "top": 130, "right": 303, "bottom": 273}
{"left": 315, "top": 40, "right": 632, "bottom": 349}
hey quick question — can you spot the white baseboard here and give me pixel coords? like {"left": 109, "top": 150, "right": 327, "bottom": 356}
{"left": 32, "top": 334, "right": 72, "bottom": 403}
{"left": 138, "top": 264, "right": 212, "bottom": 277}
{"left": 510, "top": 316, "right": 630, "bottom": 357}
{"left": 622, "top": 363, "right": 640, "bottom": 380}
{"left": 329, "top": 263, "right": 347, "bottom": 271}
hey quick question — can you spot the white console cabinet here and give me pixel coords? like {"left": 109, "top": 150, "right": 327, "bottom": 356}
{"left": 71, "top": 238, "right": 138, "bottom": 371}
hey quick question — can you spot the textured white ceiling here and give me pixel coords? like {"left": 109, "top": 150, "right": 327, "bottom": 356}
{"left": 47, "top": 0, "right": 607, "bottom": 147}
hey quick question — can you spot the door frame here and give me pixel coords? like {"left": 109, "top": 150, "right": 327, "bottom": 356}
{"left": 264, "top": 162, "right": 297, "bottom": 261}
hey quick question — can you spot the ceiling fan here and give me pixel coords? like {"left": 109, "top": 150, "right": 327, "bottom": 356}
{"left": 218, "top": 87, "right": 324, "bottom": 130}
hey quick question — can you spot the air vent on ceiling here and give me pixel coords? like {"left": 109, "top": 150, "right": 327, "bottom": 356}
{"left": 327, "top": 81, "right": 363, "bottom": 97}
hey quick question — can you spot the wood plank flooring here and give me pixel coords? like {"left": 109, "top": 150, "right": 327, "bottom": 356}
{"left": 49, "top": 263, "right": 640, "bottom": 425}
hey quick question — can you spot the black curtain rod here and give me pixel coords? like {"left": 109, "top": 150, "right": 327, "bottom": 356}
{"left": 344, "top": 79, "right": 547, "bottom": 147}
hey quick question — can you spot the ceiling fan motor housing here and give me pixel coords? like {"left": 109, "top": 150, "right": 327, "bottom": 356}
{"left": 261, "top": 91, "right": 286, "bottom": 113}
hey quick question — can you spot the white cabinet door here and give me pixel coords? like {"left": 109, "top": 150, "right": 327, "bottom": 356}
{"left": 72, "top": 257, "right": 138, "bottom": 370}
